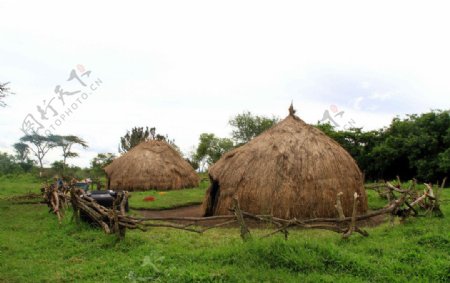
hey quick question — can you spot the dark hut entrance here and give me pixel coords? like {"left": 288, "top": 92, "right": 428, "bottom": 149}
{"left": 204, "top": 178, "right": 220, "bottom": 216}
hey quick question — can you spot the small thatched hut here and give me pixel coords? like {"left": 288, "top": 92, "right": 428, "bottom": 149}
{"left": 104, "top": 140, "right": 199, "bottom": 191}
{"left": 203, "top": 106, "right": 368, "bottom": 219}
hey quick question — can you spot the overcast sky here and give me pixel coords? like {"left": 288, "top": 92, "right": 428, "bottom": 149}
{"left": 1, "top": 0, "right": 449, "bottom": 168}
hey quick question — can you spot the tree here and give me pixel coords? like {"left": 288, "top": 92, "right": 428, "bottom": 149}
{"left": 20, "top": 134, "right": 58, "bottom": 175}
{"left": 229, "top": 111, "right": 279, "bottom": 145}
{"left": 316, "top": 110, "right": 450, "bottom": 182}
{"left": 52, "top": 135, "right": 88, "bottom": 175}
{"left": 91, "top": 153, "right": 116, "bottom": 176}
{"left": 194, "top": 133, "right": 234, "bottom": 169}
{"left": 50, "top": 160, "right": 65, "bottom": 175}
{"left": 0, "top": 82, "right": 13, "bottom": 107}
{"left": 0, "top": 152, "right": 22, "bottom": 175}
{"left": 119, "top": 126, "right": 178, "bottom": 153}
{"left": 13, "top": 143, "right": 34, "bottom": 173}
{"left": 13, "top": 142, "right": 30, "bottom": 163}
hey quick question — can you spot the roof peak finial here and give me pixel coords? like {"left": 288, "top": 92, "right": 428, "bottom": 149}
{"left": 288, "top": 101, "right": 296, "bottom": 116}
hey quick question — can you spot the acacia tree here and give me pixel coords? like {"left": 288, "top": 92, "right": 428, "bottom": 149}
{"left": 53, "top": 135, "right": 88, "bottom": 175}
{"left": 229, "top": 111, "right": 279, "bottom": 145}
{"left": 20, "top": 134, "right": 58, "bottom": 175}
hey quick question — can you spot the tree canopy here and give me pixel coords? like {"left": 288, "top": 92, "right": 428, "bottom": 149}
{"left": 193, "top": 133, "right": 234, "bottom": 170}
{"left": 119, "top": 126, "right": 177, "bottom": 153}
{"left": 19, "top": 134, "right": 59, "bottom": 172}
{"left": 229, "top": 111, "right": 279, "bottom": 145}
{"left": 52, "top": 135, "right": 88, "bottom": 175}
{"left": 90, "top": 153, "right": 116, "bottom": 176}
{"left": 316, "top": 110, "right": 450, "bottom": 182}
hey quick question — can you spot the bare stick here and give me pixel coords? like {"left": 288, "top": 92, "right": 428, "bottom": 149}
{"left": 343, "top": 192, "right": 359, "bottom": 238}
{"left": 335, "top": 192, "right": 345, "bottom": 220}
{"left": 232, "top": 197, "right": 252, "bottom": 241}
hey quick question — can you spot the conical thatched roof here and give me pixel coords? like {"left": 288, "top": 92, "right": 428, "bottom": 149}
{"left": 104, "top": 140, "right": 199, "bottom": 191}
{"left": 202, "top": 107, "right": 368, "bottom": 219}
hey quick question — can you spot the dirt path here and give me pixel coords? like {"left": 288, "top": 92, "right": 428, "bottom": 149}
{"left": 137, "top": 205, "right": 203, "bottom": 218}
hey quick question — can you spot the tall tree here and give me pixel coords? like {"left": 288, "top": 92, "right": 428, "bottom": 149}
{"left": 90, "top": 153, "right": 116, "bottom": 176}
{"left": 316, "top": 110, "right": 450, "bottom": 182}
{"left": 194, "top": 133, "right": 234, "bottom": 169}
{"left": 12, "top": 142, "right": 34, "bottom": 172}
{"left": 229, "top": 111, "right": 279, "bottom": 145}
{"left": 13, "top": 142, "right": 30, "bottom": 163}
{"left": 20, "top": 134, "right": 58, "bottom": 175}
{"left": 53, "top": 135, "right": 88, "bottom": 174}
{"left": 119, "top": 127, "right": 151, "bottom": 153}
{"left": 0, "top": 152, "right": 22, "bottom": 174}
{"left": 119, "top": 126, "right": 178, "bottom": 153}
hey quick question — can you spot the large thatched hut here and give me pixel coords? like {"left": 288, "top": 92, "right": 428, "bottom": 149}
{"left": 203, "top": 106, "right": 368, "bottom": 219}
{"left": 104, "top": 140, "right": 199, "bottom": 191}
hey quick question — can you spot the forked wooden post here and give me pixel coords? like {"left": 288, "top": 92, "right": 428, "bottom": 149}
{"left": 343, "top": 192, "right": 359, "bottom": 238}
{"left": 386, "top": 192, "right": 394, "bottom": 226}
{"left": 232, "top": 197, "right": 252, "bottom": 241}
{"left": 335, "top": 192, "right": 345, "bottom": 220}
{"left": 118, "top": 192, "right": 128, "bottom": 239}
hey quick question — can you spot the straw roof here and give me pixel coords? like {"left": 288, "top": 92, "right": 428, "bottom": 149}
{"left": 202, "top": 107, "right": 368, "bottom": 219}
{"left": 104, "top": 140, "right": 199, "bottom": 191}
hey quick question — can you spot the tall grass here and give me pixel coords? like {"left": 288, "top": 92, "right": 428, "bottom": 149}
{"left": 0, "top": 175, "right": 449, "bottom": 282}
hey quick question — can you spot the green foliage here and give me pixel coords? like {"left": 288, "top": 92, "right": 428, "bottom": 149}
{"left": 19, "top": 134, "right": 58, "bottom": 170}
{"left": 119, "top": 126, "right": 178, "bottom": 153}
{"left": 51, "top": 135, "right": 88, "bottom": 174}
{"left": 50, "top": 160, "right": 64, "bottom": 172}
{"left": 48, "top": 161, "right": 89, "bottom": 180}
{"left": 317, "top": 110, "right": 450, "bottom": 182}
{"left": 193, "top": 133, "right": 234, "bottom": 167}
{"left": 13, "top": 142, "right": 30, "bottom": 162}
{"left": 90, "top": 153, "right": 116, "bottom": 177}
{"left": 229, "top": 111, "right": 279, "bottom": 144}
{"left": 0, "top": 152, "right": 23, "bottom": 175}
{"left": 119, "top": 126, "right": 151, "bottom": 153}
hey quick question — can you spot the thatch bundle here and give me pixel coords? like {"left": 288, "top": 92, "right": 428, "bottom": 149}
{"left": 203, "top": 107, "right": 368, "bottom": 219}
{"left": 104, "top": 140, "right": 199, "bottom": 191}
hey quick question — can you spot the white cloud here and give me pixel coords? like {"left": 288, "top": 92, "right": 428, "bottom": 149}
{"left": 1, "top": 0, "right": 450, "bottom": 167}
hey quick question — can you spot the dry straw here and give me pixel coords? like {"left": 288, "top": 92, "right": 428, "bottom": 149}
{"left": 104, "top": 140, "right": 199, "bottom": 191}
{"left": 203, "top": 106, "right": 368, "bottom": 218}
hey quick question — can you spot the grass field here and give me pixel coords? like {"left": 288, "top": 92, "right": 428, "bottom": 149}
{"left": 0, "top": 175, "right": 449, "bottom": 282}
{"left": 0, "top": 174, "right": 43, "bottom": 199}
{"left": 128, "top": 178, "right": 209, "bottom": 210}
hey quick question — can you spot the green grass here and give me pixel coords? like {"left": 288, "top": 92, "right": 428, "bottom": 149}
{"left": 366, "top": 189, "right": 388, "bottom": 210}
{"left": 0, "top": 175, "right": 449, "bottom": 282}
{"left": 0, "top": 174, "right": 42, "bottom": 199}
{"left": 128, "top": 178, "right": 210, "bottom": 209}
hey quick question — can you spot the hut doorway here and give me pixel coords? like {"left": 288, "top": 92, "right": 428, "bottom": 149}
{"left": 205, "top": 179, "right": 220, "bottom": 216}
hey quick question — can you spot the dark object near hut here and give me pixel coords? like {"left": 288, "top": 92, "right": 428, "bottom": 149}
{"left": 79, "top": 190, "right": 129, "bottom": 223}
